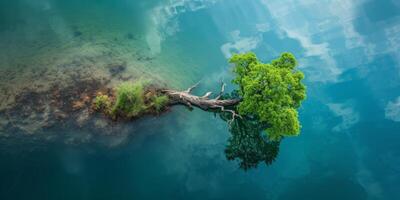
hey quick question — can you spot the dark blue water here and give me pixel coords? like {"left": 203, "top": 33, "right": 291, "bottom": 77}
{"left": 1, "top": 0, "right": 400, "bottom": 199}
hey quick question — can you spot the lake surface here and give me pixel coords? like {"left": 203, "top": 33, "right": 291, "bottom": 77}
{"left": 0, "top": 0, "right": 400, "bottom": 199}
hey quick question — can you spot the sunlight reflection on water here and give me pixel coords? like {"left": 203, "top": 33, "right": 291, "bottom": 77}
{"left": 0, "top": 0, "right": 399, "bottom": 199}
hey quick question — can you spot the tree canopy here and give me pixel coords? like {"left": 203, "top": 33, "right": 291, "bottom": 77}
{"left": 229, "top": 52, "right": 306, "bottom": 141}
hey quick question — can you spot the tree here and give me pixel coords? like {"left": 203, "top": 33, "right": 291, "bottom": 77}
{"left": 94, "top": 52, "right": 306, "bottom": 169}
{"left": 163, "top": 52, "right": 306, "bottom": 141}
{"left": 230, "top": 52, "right": 306, "bottom": 140}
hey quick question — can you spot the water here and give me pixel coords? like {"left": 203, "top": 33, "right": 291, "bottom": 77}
{"left": 0, "top": 0, "right": 400, "bottom": 199}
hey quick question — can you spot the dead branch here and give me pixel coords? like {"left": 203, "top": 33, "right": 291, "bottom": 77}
{"left": 162, "top": 81, "right": 240, "bottom": 112}
{"left": 213, "top": 105, "right": 242, "bottom": 125}
{"left": 185, "top": 81, "right": 200, "bottom": 93}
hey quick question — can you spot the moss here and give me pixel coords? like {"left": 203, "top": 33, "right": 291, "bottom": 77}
{"left": 93, "top": 94, "right": 112, "bottom": 113}
{"left": 111, "top": 82, "right": 146, "bottom": 118}
{"left": 151, "top": 95, "right": 169, "bottom": 113}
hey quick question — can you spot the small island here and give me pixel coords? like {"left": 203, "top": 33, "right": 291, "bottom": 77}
{"left": 0, "top": 51, "right": 305, "bottom": 169}
{"left": 93, "top": 52, "right": 306, "bottom": 142}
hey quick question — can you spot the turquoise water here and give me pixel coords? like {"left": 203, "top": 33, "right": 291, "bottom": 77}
{"left": 1, "top": 0, "right": 400, "bottom": 199}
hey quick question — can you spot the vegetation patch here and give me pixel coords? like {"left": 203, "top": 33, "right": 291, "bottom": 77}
{"left": 112, "top": 82, "right": 146, "bottom": 118}
{"left": 93, "top": 82, "right": 170, "bottom": 119}
{"left": 93, "top": 94, "right": 112, "bottom": 113}
{"left": 151, "top": 95, "right": 169, "bottom": 113}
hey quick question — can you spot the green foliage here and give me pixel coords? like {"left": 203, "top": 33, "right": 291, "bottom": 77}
{"left": 112, "top": 82, "right": 146, "bottom": 118}
{"left": 93, "top": 94, "right": 112, "bottom": 113}
{"left": 151, "top": 95, "right": 169, "bottom": 113}
{"left": 93, "top": 82, "right": 171, "bottom": 118}
{"left": 230, "top": 52, "right": 306, "bottom": 141}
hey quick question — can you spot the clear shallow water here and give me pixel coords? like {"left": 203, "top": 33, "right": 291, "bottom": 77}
{"left": 1, "top": 0, "right": 400, "bottom": 199}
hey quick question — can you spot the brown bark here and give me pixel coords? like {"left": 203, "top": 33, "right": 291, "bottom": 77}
{"left": 162, "top": 82, "right": 241, "bottom": 122}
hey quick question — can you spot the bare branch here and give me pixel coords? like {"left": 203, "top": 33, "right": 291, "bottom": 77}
{"left": 215, "top": 82, "right": 226, "bottom": 100}
{"left": 201, "top": 92, "right": 213, "bottom": 99}
{"left": 185, "top": 81, "right": 200, "bottom": 93}
{"left": 212, "top": 105, "right": 242, "bottom": 125}
{"left": 181, "top": 99, "right": 192, "bottom": 108}
{"left": 162, "top": 84, "right": 240, "bottom": 113}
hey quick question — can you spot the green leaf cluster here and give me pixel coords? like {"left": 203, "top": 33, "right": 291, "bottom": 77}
{"left": 230, "top": 52, "right": 306, "bottom": 140}
{"left": 93, "top": 94, "right": 112, "bottom": 113}
{"left": 151, "top": 95, "right": 169, "bottom": 113}
{"left": 111, "top": 82, "right": 147, "bottom": 118}
{"left": 93, "top": 82, "right": 170, "bottom": 118}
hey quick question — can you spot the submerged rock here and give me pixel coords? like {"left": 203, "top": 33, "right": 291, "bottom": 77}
{"left": 0, "top": 77, "right": 115, "bottom": 136}
{"left": 94, "top": 117, "right": 108, "bottom": 129}
{"left": 108, "top": 63, "right": 127, "bottom": 77}
{"left": 126, "top": 33, "right": 136, "bottom": 40}
{"left": 53, "top": 109, "right": 68, "bottom": 120}
{"left": 76, "top": 108, "right": 90, "bottom": 127}
{"left": 73, "top": 31, "right": 83, "bottom": 37}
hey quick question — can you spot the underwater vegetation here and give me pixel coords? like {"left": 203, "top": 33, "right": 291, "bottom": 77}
{"left": 0, "top": 77, "right": 111, "bottom": 136}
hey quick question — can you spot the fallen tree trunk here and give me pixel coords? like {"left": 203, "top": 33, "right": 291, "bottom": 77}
{"left": 161, "top": 82, "right": 242, "bottom": 122}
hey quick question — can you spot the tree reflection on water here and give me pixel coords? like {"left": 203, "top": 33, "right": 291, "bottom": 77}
{"left": 220, "top": 112, "right": 280, "bottom": 170}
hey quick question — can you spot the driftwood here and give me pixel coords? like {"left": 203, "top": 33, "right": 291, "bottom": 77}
{"left": 162, "top": 82, "right": 242, "bottom": 123}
